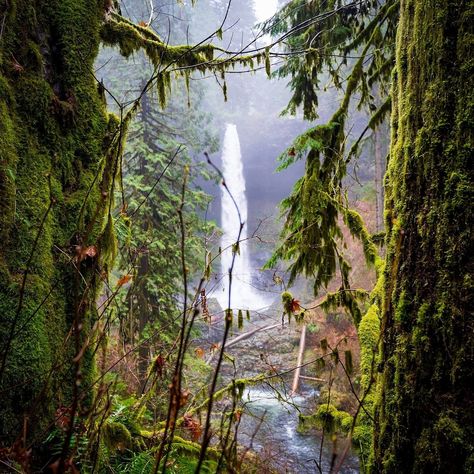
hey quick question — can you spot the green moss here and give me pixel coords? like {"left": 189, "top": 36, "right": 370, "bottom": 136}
{"left": 343, "top": 209, "right": 380, "bottom": 267}
{"left": 358, "top": 304, "right": 380, "bottom": 388}
{"left": 299, "top": 404, "right": 353, "bottom": 435}
{"left": 102, "top": 421, "right": 132, "bottom": 452}
{"left": 0, "top": 0, "right": 112, "bottom": 449}
{"left": 354, "top": 303, "right": 380, "bottom": 469}
{"left": 372, "top": 1, "right": 474, "bottom": 472}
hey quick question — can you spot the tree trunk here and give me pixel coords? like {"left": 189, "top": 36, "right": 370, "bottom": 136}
{"left": 136, "top": 85, "right": 151, "bottom": 393}
{"left": 0, "top": 0, "right": 117, "bottom": 447}
{"left": 137, "top": 252, "right": 151, "bottom": 394}
{"left": 372, "top": 1, "right": 473, "bottom": 472}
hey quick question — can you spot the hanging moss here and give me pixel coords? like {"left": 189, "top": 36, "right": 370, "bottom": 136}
{"left": 100, "top": 14, "right": 216, "bottom": 71}
{"left": 343, "top": 209, "right": 380, "bottom": 267}
{"left": 264, "top": 47, "right": 271, "bottom": 78}
{"left": 237, "top": 309, "right": 244, "bottom": 329}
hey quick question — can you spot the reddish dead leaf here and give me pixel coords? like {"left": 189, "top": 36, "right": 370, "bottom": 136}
{"left": 120, "top": 202, "right": 128, "bottom": 216}
{"left": 49, "top": 460, "right": 60, "bottom": 473}
{"left": 66, "top": 459, "right": 80, "bottom": 474}
{"left": 84, "top": 245, "right": 97, "bottom": 257}
{"left": 75, "top": 245, "right": 98, "bottom": 262}
{"left": 4, "top": 440, "right": 32, "bottom": 472}
{"left": 11, "top": 55, "right": 24, "bottom": 73}
{"left": 194, "top": 347, "right": 205, "bottom": 359}
{"left": 290, "top": 298, "right": 301, "bottom": 313}
{"left": 153, "top": 354, "right": 165, "bottom": 378}
{"left": 138, "top": 20, "right": 149, "bottom": 27}
{"left": 116, "top": 274, "right": 132, "bottom": 288}
{"left": 49, "top": 458, "right": 79, "bottom": 474}
{"left": 288, "top": 147, "right": 296, "bottom": 157}
{"left": 55, "top": 407, "right": 71, "bottom": 431}
{"left": 210, "top": 343, "right": 220, "bottom": 353}
{"left": 234, "top": 409, "right": 242, "bottom": 422}
{"left": 183, "top": 415, "right": 202, "bottom": 441}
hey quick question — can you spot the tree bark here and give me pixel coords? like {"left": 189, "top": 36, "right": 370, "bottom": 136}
{"left": 372, "top": 1, "right": 474, "bottom": 472}
{"left": 137, "top": 86, "right": 151, "bottom": 394}
{"left": 0, "top": 0, "right": 117, "bottom": 448}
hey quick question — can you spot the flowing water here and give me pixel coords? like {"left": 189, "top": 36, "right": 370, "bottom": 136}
{"left": 216, "top": 123, "right": 269, "bottom": 311}
{"left": 238, "top": 386, "right": 359, "bottom": 473}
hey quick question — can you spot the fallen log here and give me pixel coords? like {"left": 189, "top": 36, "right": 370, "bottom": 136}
{"left": 299, "top": 375, "right": 326, "bottom": 383}
{"left": 205, "top": 323, "right": 281, "bottom": 363}
{"left": 225, "top": 323, "right": 281, "bottom": 349}
{"left": 291, "top": 324, "right": 306, "bottom": 395}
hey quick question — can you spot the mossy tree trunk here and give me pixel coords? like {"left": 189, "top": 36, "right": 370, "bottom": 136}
{"left": 0, "top": 0, "right": 118, "bottom": 446}
{"left": 372, "top": 0, "right": 473, "bottom": 472}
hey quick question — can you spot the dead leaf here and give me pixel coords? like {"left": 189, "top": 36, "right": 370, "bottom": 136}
{"left": 116, "top": 274, "right": 132, "bottom": 288}
{"left": 11, "top": 55, "right": 24, "bottom": 73}
{"left": 84, "top": 246, "right": 97, "bottom": 257}
{"left": 55, "top": 407, "right": 71, "bottom": 431}
{"left": 194, "top": 347, "right": 205, "bottom": 359}
{"left": 183, "top": 415, "right": 202, "bottom": 441}
{"left": 290, "top": 298, "right": 301, "bottom": 313}
{"left": 153, "top": 354, "right": 165, "bottom": 378}
{"left": 179, "top": 390, "right": 190, "bottom": 408}
{"left": 75, "top": 245, "right": 98, "bottom": 262}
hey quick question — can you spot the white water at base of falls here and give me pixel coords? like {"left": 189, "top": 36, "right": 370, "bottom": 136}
{"left": 216, "top": 124, "right": 268, "bottom": 311}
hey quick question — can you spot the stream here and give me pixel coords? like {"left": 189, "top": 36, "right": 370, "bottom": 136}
{"left": 238, "top": 386, "right": 359, "bottom": 473}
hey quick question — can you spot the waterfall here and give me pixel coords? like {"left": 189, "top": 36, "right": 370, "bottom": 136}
{"left": 217, "top": 124, "right": 266, "bottom": 310}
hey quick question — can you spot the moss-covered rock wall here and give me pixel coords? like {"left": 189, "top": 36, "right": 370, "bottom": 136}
{"left": 372, "top": 0, "right": 474, "bottom": 471}
{"left": 0, "top": 0, "right": 118, "bottom": 444}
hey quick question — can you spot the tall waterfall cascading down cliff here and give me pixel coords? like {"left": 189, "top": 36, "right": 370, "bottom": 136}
{"left": 217, "top": 123, "right": 267, "bottom": 310}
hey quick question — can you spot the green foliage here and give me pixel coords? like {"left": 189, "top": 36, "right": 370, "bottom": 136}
{"left": 307, "top": 322, "right": 320, "bottom": 334}
{"left": 0, "top": 0, "right": 255, "bottom": 460}
{"left": 109, "top": 58, "right": 218, "bottom": 357}
{"left": 264, "top": 0, "right": 397, "bottom": 122}
{"left": 265, "top": 0, "right": 396, "bottom": 317}
{"left": 116, "top": 452, "right": 154, "bottom": 474}
{"left": 298, "top": 404, "right": 353, "bottom": 435}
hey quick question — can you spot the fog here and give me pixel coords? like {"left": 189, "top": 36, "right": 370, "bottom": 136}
{"left": 96, "top": 0, "right": 380, "bottom": 301}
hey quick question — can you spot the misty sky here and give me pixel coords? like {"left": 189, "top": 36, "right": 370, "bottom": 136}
{"left": 253, "top": 0, "right": 279, "bottom": 22}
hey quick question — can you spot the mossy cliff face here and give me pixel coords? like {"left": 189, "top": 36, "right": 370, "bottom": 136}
{"left": 372, "top": 0, "right": 473, "bottom": 472}
{"left": 0, "top": 0, "right": 117, "bottom": 443}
